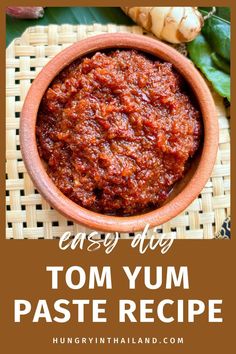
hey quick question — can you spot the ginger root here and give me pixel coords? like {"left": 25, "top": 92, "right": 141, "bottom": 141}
{"left": 122, "top": 7, "right": 204, "bottom": 43}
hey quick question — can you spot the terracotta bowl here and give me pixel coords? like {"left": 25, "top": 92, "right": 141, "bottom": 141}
{"left": 20, "top": 33, "right": 218, "bottom": 233}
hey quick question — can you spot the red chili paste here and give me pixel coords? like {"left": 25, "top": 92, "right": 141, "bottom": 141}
{"left": 36, "top": 50, "right": 202, "bottom": 215}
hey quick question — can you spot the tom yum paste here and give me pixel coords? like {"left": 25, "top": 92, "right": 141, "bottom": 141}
{"left": 36, "top": 50, "right": 202, "bottom": 216}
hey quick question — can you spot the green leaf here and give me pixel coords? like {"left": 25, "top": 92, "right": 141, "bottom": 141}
{"left": 211, "top": 52, "right": 230, "bottom": 74}
{"left": 202, "top": 16, "right": 230, "bottom": 61}
{"left": 6, "top": 7, "right": 132, "bottom": 47}
{"left": 199, "top": 7, "right": 230, "bottom": 22}
{"left": 188, "top": 34, "right": 230, "bottom": 101}
{"left": 215, "top": 7, "right": 230, "bottom": 22}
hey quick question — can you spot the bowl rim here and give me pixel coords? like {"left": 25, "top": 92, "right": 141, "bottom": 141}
{"left": 20, "top": 33, "right": 219, "bottom": 233}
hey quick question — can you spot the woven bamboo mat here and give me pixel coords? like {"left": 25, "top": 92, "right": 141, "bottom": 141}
{"left": 6, "top": 24, "right": 230, "bottom": 239}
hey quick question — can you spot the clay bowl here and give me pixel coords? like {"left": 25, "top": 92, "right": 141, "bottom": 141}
{"left": 20, "top": 33, "right": 218, "bottom": 233}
